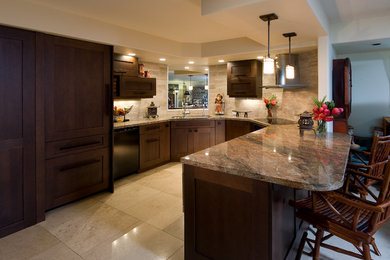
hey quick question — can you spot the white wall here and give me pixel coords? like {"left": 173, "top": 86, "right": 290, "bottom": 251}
{"left": 337, "top": 51, "right": 390, "bottom": 137}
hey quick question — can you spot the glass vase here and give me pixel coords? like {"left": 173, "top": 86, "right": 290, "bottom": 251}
{"left": 317, "top": 120, "right": 327, "bottom": 134}
{"left": 267, "top": 108, "right": 272, "bottom": 118}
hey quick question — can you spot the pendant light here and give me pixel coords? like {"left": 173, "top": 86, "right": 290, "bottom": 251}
{"left": 283, "top": 32, "right": 297, "bottom": 79}
{"left": 260, "top": 13, "right": 278, "bottom": 74}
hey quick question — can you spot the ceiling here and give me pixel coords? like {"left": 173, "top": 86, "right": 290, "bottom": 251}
{"left": 317, "top": 0, "right": 390, "bottom": 23}
{"left": 23, "top": 0, "right": 390, "bottom": 64}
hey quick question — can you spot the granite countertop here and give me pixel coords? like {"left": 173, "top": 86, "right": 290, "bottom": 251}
{"left": 113, "top": 115, "right": 281, "bottom": 129}
{"left": 181, "top": 125, "right": 351, "bottom": 191}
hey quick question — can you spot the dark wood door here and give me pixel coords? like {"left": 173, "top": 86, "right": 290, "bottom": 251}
{"left": 226, "top": 120, "right": 251, "bottom": 141}
{"left": 37, "top": 33, "right": 111, "bottom": 141}
{"left": 193, "top": 127, "right": 215, "bottom": 153}
{"left": 171, "top": 128, "right": 193, "bottom": 161}
{"left": 0, "top": 26, "right": 36, "bottom": 238}
{"left": 215, "top": 120, "right": 226, "bottom": 144}
{"left": 140, "top": 131, "right": 162, "bottom": 170}
{"left": 46, "top": 148, "right": 109, "bottom": 209}
{"left": 161, "top": 122, "right": 171, "bottom": 162}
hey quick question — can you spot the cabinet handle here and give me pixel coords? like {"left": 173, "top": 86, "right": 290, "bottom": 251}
{"left": 134, "top": 91, "right": 146, "bottom": 94}
{"left": 60, "top": 141, "right": 101, "bottom": 150}
{"left": 194, "top": 129, "right": 198, "bottom": 132}
{"left": 146, "top": 138, "right": 159, "bottom": 143}
{"left": 60, "top": 159, "right": 100, "bottom": 172}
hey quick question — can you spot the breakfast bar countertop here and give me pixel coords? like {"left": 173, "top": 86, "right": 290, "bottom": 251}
{"left": 181, "top": 124, "right": 351, "bottom": 191}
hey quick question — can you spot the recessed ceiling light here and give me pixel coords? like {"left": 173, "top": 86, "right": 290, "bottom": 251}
{"left": 218, "top": 59, "right": 225, "bottom": 63}
{"left": 184, "top": 66, "right": 190, "bottom": 69}
{"left": 159, "top": 58, "right": 166, "bottom": 61}
{"left": 128, "top": 53, "right": 136, "bottom": 56}
{"left": 257, "top": 56, "right": 264, "bottom": 59}
{"left": 188, "top": 61, "right": 195, "bottom": 64}
{"left": 205, "top": 68, "right": 209, "bottom": 71}
{"left": 372, "top": 43, "right": 381, "bottom": 46}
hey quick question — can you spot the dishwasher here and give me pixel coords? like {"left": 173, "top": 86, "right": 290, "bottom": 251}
{"left": 113, "top": 126, "right": 140, "bottom": 180}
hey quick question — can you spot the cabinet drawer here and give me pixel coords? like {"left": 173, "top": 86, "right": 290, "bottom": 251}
{"left": 171, "top": 120, "right": 215, "bottom": 128}
{"left": 140, "top": 123, "right": 162, "bottom": 134}
{"left": 46, "top": 134, "right": 108, "bottom": 159}
{"left": 116, "top": 76, "right": 156, "bottom": 98}
{"left": 228, "top": 77, "right": 257, "bottom": 97}
{"left": 45, "top": 148, "right": 109, "bottom": 209}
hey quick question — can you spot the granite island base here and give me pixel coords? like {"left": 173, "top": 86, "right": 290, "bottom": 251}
{"left": 181, "top": 125, "right": 351, "bottom": 260}
{"left": 183, "top": 164, "right": 309, "bottom": 260}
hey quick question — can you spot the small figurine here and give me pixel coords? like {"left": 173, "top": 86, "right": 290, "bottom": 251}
{"left": 215, "top": 94, "right": 225, "bottom": 115}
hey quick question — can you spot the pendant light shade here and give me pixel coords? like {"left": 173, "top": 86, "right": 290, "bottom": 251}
{"left": 283, "top": 32, "right": 297, "bottom": 79}
{"left": 263, "top": 57, "right": 275, "bottom": 74}
{"left": 204, "top": 74, "right": 209, "bottom": 90}
{"left": 285, "top": 65, "right": 295, "bottom": 79}
{"left": 260, "top": 13, "right": 278, "bottom": 74}
{"left": 188, "top": 75, "right": 193, "bottom": 91}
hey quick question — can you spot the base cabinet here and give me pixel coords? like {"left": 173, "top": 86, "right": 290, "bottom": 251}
{"left": 226, "top": 120, "right": 251, "bottom": 141}
{"left": 139, "top": 122, "right": 170, "bottom": 171}
{"left": 171, "top": 120, "right": 216, "bottom": 161}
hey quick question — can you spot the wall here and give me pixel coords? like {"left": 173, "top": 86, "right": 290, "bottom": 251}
{"left": 337, "top": 51, "right": 390, "bottom": 137}
{"left": 115, "top": 50, "right": 318, "bottom": 120}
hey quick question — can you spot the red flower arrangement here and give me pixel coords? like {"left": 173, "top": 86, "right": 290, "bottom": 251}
{"left": 264, "top": 94, "right": 277, "bottom": 117}
{"left": 312, "top": 96, "right": 343, "bottom": 132}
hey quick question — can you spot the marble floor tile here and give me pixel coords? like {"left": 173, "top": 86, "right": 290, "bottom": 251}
{"left": 82, "top": 223, "right": 183, "bottom": 260}
{"left": 123, "top": 192, "right": 183, "bottom": 230}
{"left": 93, "top": 182, "right": 161, "bottom": 212}
{"left": 42, "top": 202, "right": 140, "bottom": 256}
{"left": 136, "top": 169, "right": 183, "bottom": 198}
{"left": 0, "top": 225, "right": 60, "bottom": 260}
{"left": 168, "top": 246, "right": 184, "bottom": 260}
{"left": 29, "top": 242, "right": 82, "bottom": 260}
{"left": 163, "top": 215, "right": 184, "bottom": 241}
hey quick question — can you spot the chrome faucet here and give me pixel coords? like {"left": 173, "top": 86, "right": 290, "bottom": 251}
{"left": 183, "top": 103, "right": 190, "bottom": 117}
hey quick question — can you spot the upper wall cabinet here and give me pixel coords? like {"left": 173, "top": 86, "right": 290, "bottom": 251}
{"left": 37, "top": 34, "right": 112, "bottom": 141}
{"left": 0, "top": 26, "right": 36, "bottom": 238}
{"left": 227, "top": 60, "right": 262, "bottom": 97}
{"left": 113, "top": 53, "right": 157, "bottom": 99}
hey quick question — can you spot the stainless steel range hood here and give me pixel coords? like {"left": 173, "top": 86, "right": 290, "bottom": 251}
{"left": 273, "top": 53, "right": 308, "bottom": 88}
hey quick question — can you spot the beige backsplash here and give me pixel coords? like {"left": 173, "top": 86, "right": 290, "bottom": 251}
{"left": 114, "top": 50, "right": 318, "bottom": 121}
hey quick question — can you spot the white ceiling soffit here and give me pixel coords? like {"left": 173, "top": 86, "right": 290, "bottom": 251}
{"left": 333, "top": 38, "right": 390, "bottom": 55}
{"left": 5, "top": 0, "right": 324, "bottom": 64}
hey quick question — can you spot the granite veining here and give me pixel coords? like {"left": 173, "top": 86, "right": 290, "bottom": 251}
{"left": 181, "top": 125, "right": 351, "bottom": 191}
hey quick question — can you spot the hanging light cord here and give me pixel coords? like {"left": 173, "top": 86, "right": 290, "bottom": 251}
{"left": 288, "top": 36, "right": 291, "bottom": 65}
{"left": 267, "top": 18, "right": 270, "bottom": 58}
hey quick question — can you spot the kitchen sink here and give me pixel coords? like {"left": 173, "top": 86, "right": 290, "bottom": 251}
{"left": 171, "top": 115, "right": 211, "bottom": 119}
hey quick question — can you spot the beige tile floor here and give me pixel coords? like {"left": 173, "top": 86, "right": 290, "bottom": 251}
{"left": 0, "top": 162, "right": 389, "bottom": 260}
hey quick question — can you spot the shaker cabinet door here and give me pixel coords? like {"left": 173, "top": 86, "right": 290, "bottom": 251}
{"left": 37, "top": 33, "right": 111, "bottom": 141}
{"left": 0, "top": 26, "right": 36, "bottom": 238}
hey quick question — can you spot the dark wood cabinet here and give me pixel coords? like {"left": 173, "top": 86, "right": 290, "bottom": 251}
{"left": 215, "top": 120, "right": 226, "bottom": 144}
{"left": 113, "top": 53, "right": 138, "bottom": 76}
{"left": 0, "top": 26, "right": 36, "bottom": 238}
{"left": 170, "top": 120, "right": 215, "bottom": 161}
{"left": 45, "top": 148, "right": 110, "bottom": 209}
{"left": 227, "top": 60, "right": 262, "bottom": 97}
{"left": 37, "top": 33, "right": 111, "bottom": 141}
{"left": 113, "top": 76, "right": 156, "bottom": 99}
{"left": 139, "top": 122, "right": 170, "bottom": 171}
{"left": 226, "top": 120, "right": 251, "bottom": 141}
{"left": 332, "top": 58, "right": 352, "bottom": 133}
{"left": 37, "top": 33, "right": 112, "bottom": 210}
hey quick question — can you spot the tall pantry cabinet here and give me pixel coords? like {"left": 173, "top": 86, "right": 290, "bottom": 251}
{"left": 0, "top": 26, "right": 36, "bottom": 238}
{"left": 0, "top": 25, "right": 113, "bottom": 238}
{"left": 36, "top": 34, "right": 112, "bottom": 210}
